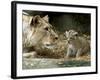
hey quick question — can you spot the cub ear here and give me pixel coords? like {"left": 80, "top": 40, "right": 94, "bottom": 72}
{"left": 29, "top": 15, "right": 41, "bottom": 26}
{"left": 43, "top": 15, "right": 49, "bottom": 22}
{"left": 65, "top": 31, "right": 69, "bottom": 38}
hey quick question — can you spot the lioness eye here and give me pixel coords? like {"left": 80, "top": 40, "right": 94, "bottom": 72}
{"left": 44, "top": 27, "right": 48, "bottom": 31}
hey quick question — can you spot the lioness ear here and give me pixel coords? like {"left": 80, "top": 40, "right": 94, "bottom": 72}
{"left": 29, "top": 17, "right": 34, "bottom": 25}
{"left": 29, "top": 15, "right": 41, "bottom": 26}
{"left": 43, "top": 15, "right": 49, "bottom": 22}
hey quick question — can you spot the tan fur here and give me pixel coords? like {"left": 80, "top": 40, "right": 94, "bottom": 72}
{"left": 65, "top": 30, "right": 90, "bottom": 58}
{"left": 22, "top": 14, "right": 58, "bottom": 53}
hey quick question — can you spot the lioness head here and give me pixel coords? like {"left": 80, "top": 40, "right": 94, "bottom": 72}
{"left": 23, "top": 15, "right": 58, "bottom": 49}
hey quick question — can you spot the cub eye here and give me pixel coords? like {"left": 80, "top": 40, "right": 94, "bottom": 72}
{"left": 75, "top": 34, "right": 78, "bottom": 36}
{"left": 44, "top": 27, "right": 49, "bottom": 31}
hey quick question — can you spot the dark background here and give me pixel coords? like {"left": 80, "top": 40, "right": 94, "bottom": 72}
{"left": 23, "top": 10, "right": 91, "bottom": 35}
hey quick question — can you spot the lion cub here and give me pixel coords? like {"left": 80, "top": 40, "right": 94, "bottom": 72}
{"left": 65, "top": 30, "right": 90, "bottom": 58}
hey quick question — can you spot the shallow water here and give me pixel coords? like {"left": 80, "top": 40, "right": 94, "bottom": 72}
{"left": 22, "top": 58, "right": 90, "bottom": 69}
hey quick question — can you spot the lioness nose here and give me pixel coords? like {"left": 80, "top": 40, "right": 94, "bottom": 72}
{"left": 55, "top": 37, "right": 58, "bottom": 40}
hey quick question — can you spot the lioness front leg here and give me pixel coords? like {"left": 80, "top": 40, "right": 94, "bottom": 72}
{"left": 23, "top": 51, "right": 37, "bottom": 58}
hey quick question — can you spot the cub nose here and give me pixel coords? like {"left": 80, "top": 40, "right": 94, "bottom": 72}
{"left": 44, "top": 42, "right": 51, "bottom": 46}
{"left": 45, "top": 44, "right": 51, "bottom": 46}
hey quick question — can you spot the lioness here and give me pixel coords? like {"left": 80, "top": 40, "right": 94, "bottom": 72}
{"left": 22, "top": 13, "right": 58, "bottom": 57}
